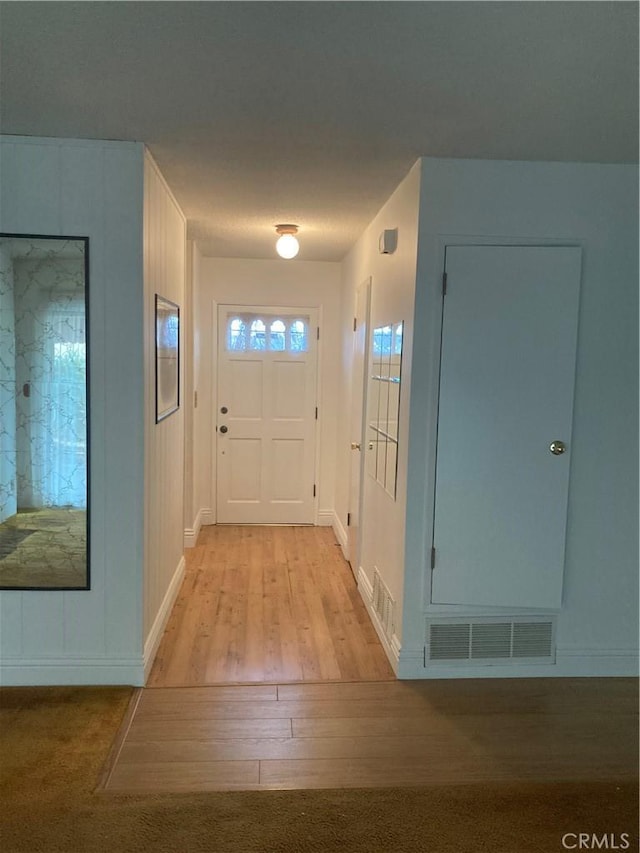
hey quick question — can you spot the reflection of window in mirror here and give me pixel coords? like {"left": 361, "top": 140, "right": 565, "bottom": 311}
{"left": 367, "top": 320, "right": 403, "bottom": 498}
{"left": 0, "top": 234, "right": 89, "bottom": 590}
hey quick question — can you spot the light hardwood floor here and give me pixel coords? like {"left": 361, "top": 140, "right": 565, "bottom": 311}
{"left": 147, "top": 525, "right": 394, "bottom": 686}
{"left": 103, "top": 678, "right": 638, "bottom": 792}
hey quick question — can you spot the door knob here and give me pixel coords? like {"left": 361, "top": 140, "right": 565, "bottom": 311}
{"left": 549, "top": 440, "right": 566, "bottom": 455}
{"left": 220, "top": 406, "right": 228, "bottom": 414}
{"left": 219, "top": 425, "right": 228, "bottom": 434}
{"left": 351, "top": 442, "right": 361, "bottom": 450}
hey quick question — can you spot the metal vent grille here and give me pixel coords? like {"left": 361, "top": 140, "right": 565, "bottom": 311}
{"left": 430, "top": 624, "right": 470, "bottom": 660}
{"left": 427, "top": 619, "right": 555, "bottom": 665}
{"left": 372, "top": 568, "right": 395, "bottom": 641}
{"left": 512, "top": 621, "right": 554, "bottom": 657}
{"left": 470, "top": 623, "right": 511, "bottom": 659}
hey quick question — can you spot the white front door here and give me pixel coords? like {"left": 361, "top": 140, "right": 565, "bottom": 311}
{"left": 431, "top": 245, "right": 582, "bottom": 610}
{"left": 347, "top": 279, "right": 371, "bottom": 575}
{"left": 216, "top": 305, "right": 318, "bottom": 524}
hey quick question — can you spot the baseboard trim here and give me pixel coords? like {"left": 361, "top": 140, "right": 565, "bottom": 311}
{"left": 554, "top": 646, "right": 638, "bottom": 676}
{"left": 184, "top": 508, "right": 203, "bottom": 548}
{"left": 394, "top": 645, "right": 639, "bottom": 679}
{"left": 331, "top": 512, "right": 348, "bottom": 559}
{"left": 0, "top": 658, "right": 144, "bottom": 686}
{"left": 143, "top": 555, "right": 185, "bottom": 682}
{"left": 317, "top": 510, "right": 334, "bottom": 527}
{"left": 357, "top": 566, "right": 400, "bottom": 675}
{"left": 184, "top": 507, "right": 214, "bottom": 547}
{"left": 358, "top": 565, "right": 373, "bottom": 598}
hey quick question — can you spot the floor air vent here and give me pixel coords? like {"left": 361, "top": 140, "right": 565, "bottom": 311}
{"left": 427, "top": 618, "right": 555, "bottom": 665}
{"left": 372, "top": 568, "right": 395, "bottom": 641}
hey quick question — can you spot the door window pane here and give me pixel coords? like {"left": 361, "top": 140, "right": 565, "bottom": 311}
{"left": 290, "top": 320, "right": 308, "bottom": 352}
{"left": 269, "top": 319, "right": 286, "bottom": 351}
{"left": 249, "top": 319, "right": 266, "bottom": 350}
{"left": 228, "top": 317, "right": 247, "bottom": 351}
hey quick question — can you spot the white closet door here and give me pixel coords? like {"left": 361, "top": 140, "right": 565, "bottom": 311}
{"left": 216, "top": 306, "right": 318, "bottom": 524}
{"left": 432, "top": 245, "right": 581, "bottom": 609}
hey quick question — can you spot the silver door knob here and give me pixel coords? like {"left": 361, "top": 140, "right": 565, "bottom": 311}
{"left": 351, "top": 442, "right": 361, "bottom": 450}
{"left": 549, "top": 440, "right": 566, "bottom": 455}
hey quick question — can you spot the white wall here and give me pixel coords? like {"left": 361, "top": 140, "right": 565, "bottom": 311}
{"left": 337, "top": 162, "right": 421, "bottom": 667}
{"left": 0, "top": 136, "right": 145, "bottom": 684}
{"left": 193, "top": 257, "right": 342, "bottom": 527}
{"left": 401, "top": 157, "right": 639, "bottom": 677}
{"left": 142, "top": 153, "right": 187, "bottom": 679}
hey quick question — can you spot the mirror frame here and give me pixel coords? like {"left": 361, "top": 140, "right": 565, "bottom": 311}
{"left": 0, "top": 232, "right": 91, "bottom": 591}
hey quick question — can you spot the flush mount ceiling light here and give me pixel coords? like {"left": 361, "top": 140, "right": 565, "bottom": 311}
{"left": 275, "top": 224, "right": 299, "bottom": 259}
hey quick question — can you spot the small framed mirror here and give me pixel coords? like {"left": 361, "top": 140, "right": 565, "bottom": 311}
{"left": 0, "top": 234, "right": 89, "bottom": 589}
{"left": 367, "top": 321, "right": 403, "bottom": 498}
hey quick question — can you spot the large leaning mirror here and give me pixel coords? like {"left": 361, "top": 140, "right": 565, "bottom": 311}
{"left": 0, "top": 234, "right": 89, "bottom": 589}
{"left": 367, "top": 321, "right": 403, "bottom": 498}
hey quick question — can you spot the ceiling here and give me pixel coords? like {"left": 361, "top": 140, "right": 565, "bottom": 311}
{"left": 0, "top": 2, "right": 637, "bottom": 262}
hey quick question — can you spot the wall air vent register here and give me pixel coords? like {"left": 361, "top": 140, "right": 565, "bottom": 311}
{"left": 426, "top": 618, "right": 555, "bottom": 665}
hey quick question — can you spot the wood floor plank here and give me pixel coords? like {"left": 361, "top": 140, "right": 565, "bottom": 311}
{"left": 277, "top": 681, "right": 410, "bottom": 702}
{"left": 116, "top": 733, "right": 485, "bottom": 764}
{"left": 292, "top": 710, "right": 639, "bottom": 740}
{"left": 139, "top": 684, "right": 278, "bottom": 706}
{"left": 135, "top": 697, "right": 449, "bottom": 721}
{"left": 258, "top": 756, "right": 511, "bottom": 789}
{"left": 257, "top": 751, "right": 635, "bottom": 790}
{"left": 107, "top": 759, "right": 259, "bottom": 792}
{"left": 291, "top": 715, "right": 466, "bottom": 739}
{"left": 275, "top": 678, "right": 639, "bottom": 716}
{"left": 126, "top": 717, "right": 292, "bottom": 742}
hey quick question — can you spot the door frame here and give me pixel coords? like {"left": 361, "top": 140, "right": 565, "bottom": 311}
{"left": 212, "top": 301, "right": 322, "bottom": 525}
{"left": 418, "top": 236, "right": 583, "bottom": 613}
{"left": 347, "top": 277, "right": 372, "bottom": 576}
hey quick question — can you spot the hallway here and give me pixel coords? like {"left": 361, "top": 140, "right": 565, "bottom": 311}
{"left": 147, "top": 525, "right": 394, "bottom": 686}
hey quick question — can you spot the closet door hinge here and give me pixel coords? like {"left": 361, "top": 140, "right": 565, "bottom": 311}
{"left": 442, "top": 272, "right": 448, "bottom": 296}
{"left": 315, "top": 407, "right": 318, "bottom": 420}
{"left": 313, "top": 484, "right": 316, "bottom": 498}
{"left": 347, "top": 512, "right": 351, "bottom": 527}
{"left": 317, "top": 327, "right": 320, "bottom": 340}
{"left": 353, "top": 317, "right": 357, "bottom": 332}
{"left": 430, "top": 546, "right": 436, "bottom": 570}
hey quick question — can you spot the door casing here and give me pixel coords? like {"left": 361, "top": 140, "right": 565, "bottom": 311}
{"left": 347, "top": 278, "right": 372, "bottom": 576}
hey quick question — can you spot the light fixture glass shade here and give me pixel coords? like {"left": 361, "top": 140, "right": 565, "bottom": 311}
{"left": 276, "top": 233, "right": 299, "bottom": 259}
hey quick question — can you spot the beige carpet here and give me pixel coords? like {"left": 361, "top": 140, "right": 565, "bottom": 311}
{"left": 0, "top": 686, "right": 637, "bottom": 853}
